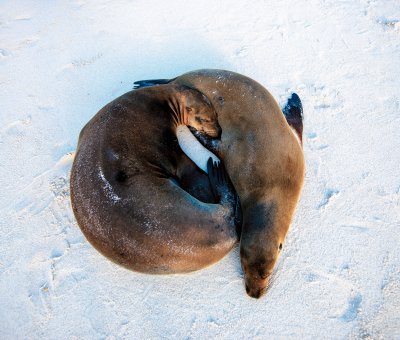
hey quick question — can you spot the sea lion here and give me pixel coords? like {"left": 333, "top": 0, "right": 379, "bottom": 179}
{"left": 70, "top": 83, "right": 239, "bottom": 274}
{"left": 134, "top": 70, "right": 305, "bottom": 297}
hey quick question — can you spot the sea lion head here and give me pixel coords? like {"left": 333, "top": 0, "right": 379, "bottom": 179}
{"left": 239, "top": 202, "right": 284, "bottom": 299}
{"left": 177, "top": 86, "right": 221, "bottom": 138}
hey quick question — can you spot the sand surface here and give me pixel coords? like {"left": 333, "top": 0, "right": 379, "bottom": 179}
{"left": 1, "top": 0, "right": 399, "bottom": 338}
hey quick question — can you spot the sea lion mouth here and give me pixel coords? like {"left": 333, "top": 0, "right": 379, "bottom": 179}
{"left": 205, "top": 129, "right": 220, "bottom": 138}
{"left": 245, "top": 283, "right": 267, "bottom": 299}
{"left": 202, "top": 125, "right": 221, "bottom": 138}
{"left": 244, "top": 274, "right": 272, "bottom": 299}
{"left": 189, "top": 126, "right": 220, "bottom": 139}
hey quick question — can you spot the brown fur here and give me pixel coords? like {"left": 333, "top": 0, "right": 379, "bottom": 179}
{"left": 70, "top": 84, "right": 238, "bottom": 274}
{"left": 170, "top": 70, "right": 305, "bottom": 297}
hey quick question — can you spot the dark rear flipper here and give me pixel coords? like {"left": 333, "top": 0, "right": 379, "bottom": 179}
{"left": 282, "top": 93, "right": 303, "bottom": 144}
{"left": 133, "top": 78, "right": 175, "bottom": 89}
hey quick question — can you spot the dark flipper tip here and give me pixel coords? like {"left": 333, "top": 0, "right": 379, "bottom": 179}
{"left": 133, "top": 78, "right": 174, "bottom": 89}
{"left": 282, "top": 92, "right": 304, "bottom": 143}
{"left": 207, "top": 158, "right": 232, "bottom": 200}
{"left": 207, "top": 158, "right": 221, "bottom": 198}
{"left": 284, "top": 93, "right": 303, "bottom": 119}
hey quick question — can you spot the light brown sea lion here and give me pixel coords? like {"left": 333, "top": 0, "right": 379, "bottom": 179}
{"left": 134, "top": 70, "right": 305, "bottom": 297}
{"left": 70, "top": 83, "right": 239, "bottom": 274}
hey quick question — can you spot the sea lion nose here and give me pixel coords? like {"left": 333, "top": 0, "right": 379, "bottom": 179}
{"left": 249, "top": 288, "right": 262, "bottom": 299}
{"left": 245, "top": 283, "right": 263, "bottom": 299}
{"left": 252, "top": 289, "right": 262, "bottom": 299}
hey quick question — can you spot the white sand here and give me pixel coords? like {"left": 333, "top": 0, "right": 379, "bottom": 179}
{"left": 1, "top": 0, "right": 399, "bottom": 338}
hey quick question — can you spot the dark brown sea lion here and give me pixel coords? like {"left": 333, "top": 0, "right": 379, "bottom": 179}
{"left": 134, "top": 70, "right": 305, "bottom": 298}
{"left": 70, "top": 83, "right": 239, "bottom": 274}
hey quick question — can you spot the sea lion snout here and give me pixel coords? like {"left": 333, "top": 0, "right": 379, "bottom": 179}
{"left": 245, "top": 277, "right": 269, "bottom": 299}
{"left": 246, "top": 287, "right": 263, "bottom": 299}
{"left": 241, "top": 257, "right": 270, "bottom": 298}
{"left": 187, "top": 107, "right": 221, "bottom": 138}
{"left": 242, "top": 251, "right": 278, "bottom": 298}
{"left": 204, "top": 119, "right": 221, "bottom": 138}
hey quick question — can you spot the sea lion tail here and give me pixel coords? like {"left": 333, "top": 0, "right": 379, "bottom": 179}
{"left": 133, "top": 78, "right": 175, "bottom": 89}
{"left": 282, "top": 93, "right": 303, "bottom": 143}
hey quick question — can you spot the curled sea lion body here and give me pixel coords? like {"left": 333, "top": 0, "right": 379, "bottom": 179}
{"left": 175, "top": 70, "right": 305, "bottom": 298}
{"left": 70, "top": 84, "right": 238, "bottom": 274}
{"left": 135, "top": 70, "right": 305, "bottom": 297}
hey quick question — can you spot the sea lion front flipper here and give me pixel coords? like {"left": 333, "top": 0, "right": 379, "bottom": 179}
{"left": 176, "top": 125, "right": 220, "bottom": 174}
{"left": 133, "top": 78, "right": 176, "bottom": 89}
{"left": 282, "top": 93, "right": 303, "bottom": 143}
{"left": 207, "top": 158, "right": 240, "bottom": 233}
{"left": 207, "top": 158, "right": 235, "bottom": 205}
